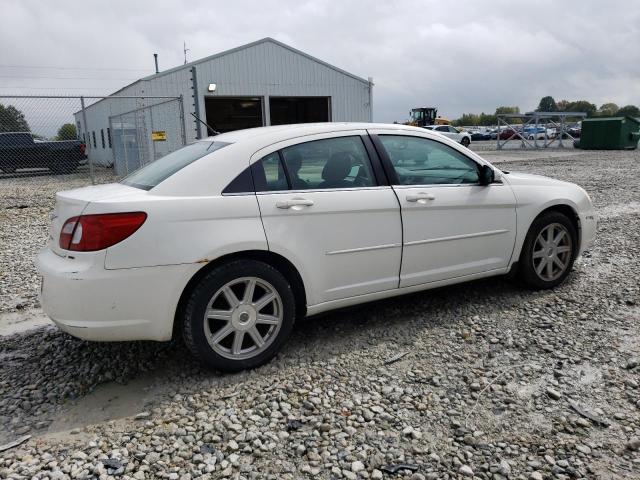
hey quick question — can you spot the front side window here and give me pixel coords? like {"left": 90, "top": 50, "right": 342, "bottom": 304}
{"left": 378, "top": 135, "right": 479, "bottom": 185}
{"left": 121, "top": 140, "right": 230, "bottom": 190}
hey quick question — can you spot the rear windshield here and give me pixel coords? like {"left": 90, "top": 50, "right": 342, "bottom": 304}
{"left": 121, "top": 140, "right": 230, "bottom": 190}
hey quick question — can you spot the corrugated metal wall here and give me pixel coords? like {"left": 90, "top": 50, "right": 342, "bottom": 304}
{"left": 76, "top": 39, "right": 372, "bottom": 166}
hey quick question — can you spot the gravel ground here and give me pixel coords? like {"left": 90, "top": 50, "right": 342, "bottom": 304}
{"left": 1, "top": 148, "right": 639, "bottom": 479}
{"left": 0, "top": 168, "right": 117, "bottom": 312}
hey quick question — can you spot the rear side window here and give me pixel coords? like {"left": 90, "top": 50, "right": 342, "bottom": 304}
{"left": 252, "top": 136, "right": 375, "bottom": 192}
{"left": 0, "top": 133, "right": 32, "bottom": 146}
{"left": 251, "top": 152, "right": 288, "bottom": 192}
{"left": 121, "top": 140, "right": 230, "bottom": 190}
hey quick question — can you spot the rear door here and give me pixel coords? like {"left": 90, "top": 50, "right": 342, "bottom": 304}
{"left": 252, "top": 131, "right": 402, "bottom": 306}
{"left": 369, "top": 129, "right": 517, "bottom": 287}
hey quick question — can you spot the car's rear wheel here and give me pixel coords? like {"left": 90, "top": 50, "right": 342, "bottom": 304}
{"left": 461, "top": 137, "right": 470, "bottom": 147}
{"left": 182, "top": 260, "right": 296, "bottom": 371}
{"left": 518, "top": 211, "right": 577, "bottom": 289}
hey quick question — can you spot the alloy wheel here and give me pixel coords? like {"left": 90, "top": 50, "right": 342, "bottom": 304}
{"left": 203, "top": 277, "right": 283, "bottom": 360}
{"left": 532, "top": 223, "right": 572, "bottom": 282}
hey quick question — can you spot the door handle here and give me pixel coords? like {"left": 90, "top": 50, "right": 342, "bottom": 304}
{"left": 276, "top": 198, "right": 315, "bottom": 209}
{"left": 406, "top": 193, "right": 435, "bottom": 202}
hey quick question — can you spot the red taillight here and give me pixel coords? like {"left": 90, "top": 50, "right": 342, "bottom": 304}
{"left": 80, "top": 143, "right": 86, "bottom": 155}
{"left": 59, "top": 212, "right": 147, "bottom": 251}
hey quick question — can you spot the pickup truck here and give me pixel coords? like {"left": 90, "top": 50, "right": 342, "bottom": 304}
{"left": 0, "top": 131, "right": 86, "bottom": 174}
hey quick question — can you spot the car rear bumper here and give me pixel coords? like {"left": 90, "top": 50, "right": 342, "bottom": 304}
{"left": 36, "top": 247, "right": 200, "bottom": 342}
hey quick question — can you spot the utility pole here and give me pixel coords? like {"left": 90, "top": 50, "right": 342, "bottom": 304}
{"left": 183, "top": 41, "right": 190, "bottom": 65}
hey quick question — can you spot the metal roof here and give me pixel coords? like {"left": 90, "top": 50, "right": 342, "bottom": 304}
{"left": 107, "top": 37, "right": 370, "bottom": 97}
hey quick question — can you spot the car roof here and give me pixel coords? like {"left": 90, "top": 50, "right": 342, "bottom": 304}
{"left": 198, "top": 122, "right": 440, "bottom": 145}
{"left": 152, "top": 122, "right": 494, "bottom": 197}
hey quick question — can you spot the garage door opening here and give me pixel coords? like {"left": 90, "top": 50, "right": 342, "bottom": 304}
{"left": 269, "top": 97, "right": 330, "bottom": 126}
{"left": 204, "top": 97, "right": 263, "bottom": 134}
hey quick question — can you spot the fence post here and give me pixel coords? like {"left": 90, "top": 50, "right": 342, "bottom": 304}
{"left": 191, "top": 66, "right": 202, "bottom": 139}
{"left": 108, "top": 116, "right": 116, "bottom": 169}
{"left": 149, "top": 104, "right": 157, "bottom": 161}
{"left": 80, "top": 96, "right": 95, "bottom": 184}
{"left": 178, "top": 95, "right": 186, "bottom": 146}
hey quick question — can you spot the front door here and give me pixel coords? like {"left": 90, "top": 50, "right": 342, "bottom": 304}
{"left": 370, "top": 131, "right": 517, "bottom": 287}
{"left": 252, "top": 132, "right": 402, "bottom": 306}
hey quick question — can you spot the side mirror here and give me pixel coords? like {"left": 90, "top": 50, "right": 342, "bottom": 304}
{"left": 479, "top": 164, "right": 495, "bottom": 185}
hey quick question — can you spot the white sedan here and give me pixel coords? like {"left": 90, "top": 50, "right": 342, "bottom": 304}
{"left": 423, "top": 125, "right": 472, "bottom": 147}
{"left": 37, "top": 123, "right": 596, "bottom": 371}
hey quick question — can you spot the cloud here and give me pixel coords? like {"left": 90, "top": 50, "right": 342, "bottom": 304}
{"left": 0, "top": 0, "right": 638, "bottom": 125}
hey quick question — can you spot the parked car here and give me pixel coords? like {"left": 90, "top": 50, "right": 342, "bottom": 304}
{"left": 0, "top": 132, "right": 86, "bottom": 174}
{"left": 523, "top": 127, "right": 556, "bottom": 140}
{"left": 498, "top": 128, "right": 520, "bottom": 140}
{"left": 37, "top": 123, "right": 596, "bottom": 371}
{"left": 470, "top": 130, "right": 491, "bottom": 141}
{"left": 568, "top": 126, "right": 581, "bottom": 138}
{"left": 423, "top": 125, "right": 472, "bottom": 147}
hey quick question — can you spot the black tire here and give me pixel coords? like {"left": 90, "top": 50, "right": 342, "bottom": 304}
{"left": 518, "top": 211, "right": 578, "bottom": 289}
{"left": 461, "top": 137, "right": 470, "bottom": 147}
{"left": 182, "top": 260, "right": 296, "bottom": 372}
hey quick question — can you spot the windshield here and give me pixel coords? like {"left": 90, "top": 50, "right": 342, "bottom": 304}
{"left": 121, "top": 140, "right": 230, "bottom": 190}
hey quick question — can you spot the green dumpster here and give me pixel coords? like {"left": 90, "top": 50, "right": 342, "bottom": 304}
{"left": 578, "top": 116, "right": 640, "bottom": 150}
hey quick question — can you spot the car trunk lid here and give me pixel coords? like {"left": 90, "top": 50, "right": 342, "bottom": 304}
{"left": 49, "top": 183, "right": 143, "bottom": 256}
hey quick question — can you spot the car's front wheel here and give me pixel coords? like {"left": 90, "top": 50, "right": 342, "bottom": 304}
{"left": 518, "top": 211, "right": 577, "bottom": 289}
{"left": 461, "top": 137, "right": 470, "bottom": 147}
{"left": 182, "top": 260, "right": 296, "bottom": 371}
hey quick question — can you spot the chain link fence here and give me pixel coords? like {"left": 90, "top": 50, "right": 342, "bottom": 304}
{"left": 0, "top": 95, "right": 185, "bottom": 183}
{"left": 0, "top": 94, "right": 186, "bottom": 312}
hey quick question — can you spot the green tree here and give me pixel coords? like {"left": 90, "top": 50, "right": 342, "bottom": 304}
{"left": 563, "top": 100, "right": 597, "bottom": 117}
{"left": 615, "top": 105, "right": 640, "bottom": 117}
{"left": 556, "top": 99, "right": 570, "bottom": 111}
{"left": 453, "top": 112, "right": 499, "bottom": 127}
{"left": 494, "top": 106, "right": 521, "bottom": 123}
{"left": 56, "top": 123, "right": 77, "bottom": 140}
{"left": 454, "top": 113, "right": 480, "bottom": 126}
{"left": 598, "top": 103, "right": 619, "bottom": 117}
{"left": 536, "top": 96, "right": 557, "bottom": 112}
{"left": 495, "top": 106, "right": 520, "bottom": 115}
{"left": 0, "top": 103, "right": 30, "bottom": 132}
{"left": 479, "top": 112, "right": 497, "bottom": 126}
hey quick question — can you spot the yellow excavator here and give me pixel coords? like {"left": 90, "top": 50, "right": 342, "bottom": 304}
{"left": 407, "top": 107, "right": 451, "bottom": 127}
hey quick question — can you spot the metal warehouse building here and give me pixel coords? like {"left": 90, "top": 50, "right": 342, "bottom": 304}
{"left": 74, "top": 37, "right": 373, "bottom": 173}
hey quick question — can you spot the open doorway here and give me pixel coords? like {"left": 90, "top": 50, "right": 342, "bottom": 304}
{"left": 269, "top": 97, "right": 330, "bottom": 126}
{"left": 204, "top": 97, "right": 263, "bottom": 134}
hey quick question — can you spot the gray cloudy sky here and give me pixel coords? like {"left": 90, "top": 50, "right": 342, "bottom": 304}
{"left": 1, "top": 0, "right": 639, "bottom": 123}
